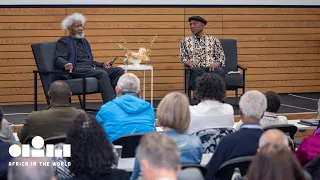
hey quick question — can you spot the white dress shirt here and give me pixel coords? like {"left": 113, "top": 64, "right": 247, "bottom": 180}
{"left": 188, "top": 100, "right": 234, "bottom": 134}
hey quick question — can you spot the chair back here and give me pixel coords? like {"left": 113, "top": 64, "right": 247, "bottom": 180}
{"left": 193, "top": 128, "right": 235, "bottom": 153}
{"left": 113, "top": 134, "right": 144, "bottom": 158}
{"left": 23, "top": 135, "right": 35, "bottom": 145}
{"left": 214, "top": 156, "right": 253, "bottom": 180}
{"left": 304, "top": 155, "right": 320, "bottom": 180}
{"left": 44, "top": 135, "right": 67, "bottom": 145}
{"left": 263, "top": 124, "right": 298, "bottom": 139}
{"left": 181, "top": 164, "right": 207, "bottom": 178}
{"left": 220, "top": 39, "right": 238, "bottom": 72}
{"left": 31, "top": 42, "right": 59, "bottom": 102}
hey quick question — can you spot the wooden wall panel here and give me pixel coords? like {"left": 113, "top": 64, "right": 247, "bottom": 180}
{"left": 0, "top": 7, "right": 319, "bottom": 104}
{"left": 222, "top": 8, "right": 320, "bottom": 96}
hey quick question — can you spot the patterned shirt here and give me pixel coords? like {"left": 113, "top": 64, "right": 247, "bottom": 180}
{"left": 180, "top": 35, "right": 226, "bottom": 68}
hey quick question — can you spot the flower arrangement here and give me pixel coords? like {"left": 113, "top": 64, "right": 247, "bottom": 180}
{"left": 117, "top": 35, "right": 157, "bottom": 66}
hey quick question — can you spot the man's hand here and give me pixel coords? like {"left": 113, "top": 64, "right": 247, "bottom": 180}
{"left": 103, "top": 61, "right": 113, "bottom": 68}
{"left": 64, "top": 63, "right": 73, "bottom": 73}
{"left": 184, "top": 61, "right": 194, "bottom": 68}
{"left": 214, "top": 62, "right": 221, "bottom": 68}
{"left": 209, "top": 64, "right": 215, "bottom": 71}
{"left": 210, "top": 62, "right": 221, "bottom": 71}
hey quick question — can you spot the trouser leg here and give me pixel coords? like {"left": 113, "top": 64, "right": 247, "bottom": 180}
{"left": 72, "top": 68, "right": 116, "bottom": 103}
{"left": 190, "top": 67, "right": 206, "bottom": 91}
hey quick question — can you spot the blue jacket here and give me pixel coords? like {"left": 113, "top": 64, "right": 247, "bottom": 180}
{"left": 96, "top": 94, "right": 156, "bottom": 142}
{"left": 0, "top": 140, "right": 13, "bottom": 178}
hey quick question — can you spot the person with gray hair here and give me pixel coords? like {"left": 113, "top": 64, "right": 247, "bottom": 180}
{"left": 259, "top": 129, "right": 289, "bottom": 149}
{"left": 8, "top": 157, "right": 56, "bottom": 180}
{"left": 96, "top": 73, "right": 156, "bottom": 142}
{"left": 137, "top": 132, "right": 180, "bottom": 180}
{"left": 205, "top": 90, "right": 266, "bottom": 180}
{"left": 54, "top": 12, "right": 124, "bottom": 104}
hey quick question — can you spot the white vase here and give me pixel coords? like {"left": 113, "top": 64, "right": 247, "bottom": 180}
{"left": 131, "top": 59, "right": 141, "bottom": 67}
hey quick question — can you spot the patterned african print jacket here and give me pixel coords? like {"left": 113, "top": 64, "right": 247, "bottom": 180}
{"left": 180, "top": 35, "right": 226, "bottom": 68}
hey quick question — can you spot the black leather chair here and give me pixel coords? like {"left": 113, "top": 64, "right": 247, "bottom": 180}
{"left": 304, "top": 155, "right": 320, "bottom": 180}
{"left": 214, "top": 156, "right": 253, "bottom": 180}
{"left": 184, "top": 39, "right": 247, "bottom": 104}
{"left": 113, "top": 134, "right": 144, "bottom": 158}
{"left": 263, "top": 124, "right": 298, "bottom": 139}
{"left": 31, "top": 42, "right": 100, "bottom": 111}
{"left": 23, "top": 135, "right": 35, "bottom": 144}
{"left": 181, "top": 164, "right": 207, "bottom": 177}
{"left": 44, "top": 135, "right": 67, "bottom": 145}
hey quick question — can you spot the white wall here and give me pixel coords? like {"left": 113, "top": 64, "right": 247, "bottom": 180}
{"left": 1, "top": 0, "right": 320, "bottom": 5}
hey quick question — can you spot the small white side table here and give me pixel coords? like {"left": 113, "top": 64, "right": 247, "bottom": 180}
{"left": 118, "top": 65, "right": 153, "bottom": 106}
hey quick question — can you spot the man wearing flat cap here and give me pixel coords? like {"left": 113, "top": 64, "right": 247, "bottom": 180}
{"left": 180, "top": 16, "right": 226, "bottom": 91}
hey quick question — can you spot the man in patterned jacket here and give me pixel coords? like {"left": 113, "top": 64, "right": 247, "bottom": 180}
{"left": 180, "top": 16, "right": 226, "bottom": 91}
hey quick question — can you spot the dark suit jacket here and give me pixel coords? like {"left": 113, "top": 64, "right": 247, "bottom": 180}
{"left": 18, "top": 104, "right": 86, "bottom": 143}
{"left": 54, "top": 36, "right": 104, "bottom": 69}
{"left": 0, "top": 140, "right": 13, "bottom": 179}
{"left": 205, "top": 128, "right": 263, "bottom": 180}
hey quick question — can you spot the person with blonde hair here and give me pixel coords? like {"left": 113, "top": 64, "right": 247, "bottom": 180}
{"left": 54, "top": 13, "right": 124, "bottom": 104}
{"left": 130, "top": 92, "right": 202, "bottom": 180}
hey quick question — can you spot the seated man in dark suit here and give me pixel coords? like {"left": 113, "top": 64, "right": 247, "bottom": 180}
{"left": 18, "top": 80, "right": 86, "bottom": 143}
{"left": 205, "top": 90, "right": 267, "bottom": 180}
{"left": 55, "top": 13, "right": 124, "bottom": 103}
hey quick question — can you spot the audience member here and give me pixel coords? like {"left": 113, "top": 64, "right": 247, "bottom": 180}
{"left": 60, "top": 113, "right": 128, "bottom": 180}
{"left": 0, "top": 113, "right": 13, "bottom": 178}
{"left": 96, "top": 73, "right": 156, "bottom": 142}
{"left": 295, "top": 126, "right": 320, "bottom": 166}
{"left": 246, "top": 143, "right": 307, "bottom": 180}
{"left": 131, "top": 92, "right": 202, "bottom": 180}
{"left": 136, "top": 132, "right": 180, "bottom": 180}
{"left": 18, "top": 81, "right": 86, "bottom": 143}
{"left": 7, "top": 157, "right": 56, "bottom": 180}
{"left": 258, "top": 129, "right": 289, "bottom": 149}
{"left": 188, "top": 73, "right": 234, "bottom": 134}
{"left": 235, "top": 91, "right": 287, "bottom": 130}
{"left": 205, "top": 90, "right": 266, "bottom": 180}
{"left": 0, "top": 107, "right": 15, "bottom": 143}
{"left": 55, "top": 13, "right": 124, "bottom": 103}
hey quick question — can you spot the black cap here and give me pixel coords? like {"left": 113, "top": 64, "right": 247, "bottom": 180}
{"left": 188, "top": 16, "right": 207, "bottom": 25}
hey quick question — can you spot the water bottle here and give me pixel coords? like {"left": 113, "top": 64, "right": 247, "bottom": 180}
{"left": 231, "top": 167, "right": 242, "bottom": 180}
{"left": 286, "top": 132, "right": 295, "bottom": 152}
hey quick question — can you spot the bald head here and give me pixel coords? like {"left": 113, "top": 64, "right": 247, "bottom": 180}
{"left": 48, "top": 80, "right": 71, "bottom": 104}
{"left": 259, "top": 129, "right": 288, "bottom": 148}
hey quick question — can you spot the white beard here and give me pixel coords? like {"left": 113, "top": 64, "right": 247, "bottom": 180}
{"left": 74, "top": 32, "right": 85, "bottom": 39}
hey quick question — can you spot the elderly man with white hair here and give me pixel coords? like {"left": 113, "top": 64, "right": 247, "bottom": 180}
{"left": 96, "top": 73, "right": 156, "bottom": 142}
{"left": 205, "top": 90, "right": 267, "bottom": 180}
{"left": 54, "top": 13, "right": 124, "bottom": 103}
